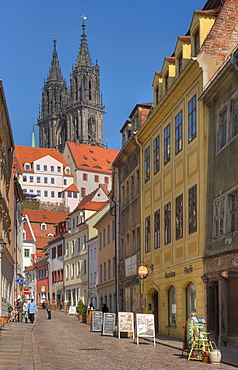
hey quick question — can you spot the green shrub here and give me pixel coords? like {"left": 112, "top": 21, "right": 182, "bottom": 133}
{"left": 76, "top": 300, "right": 87, "bottom": 314}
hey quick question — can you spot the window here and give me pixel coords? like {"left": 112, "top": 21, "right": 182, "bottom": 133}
{"left": 94, "top": 272, "right": 97, "bottom": 284}
{"left": 51, "top": 178, "right": 55, "bottom": 184}
{"left": 71, "top": 263, "right": 74, "bottom": 277}
{"left": 176, "top": 194, "right": 183, "bottom": 240}
{"left": 81, "top": 188, "right": 86, "bottom": 197}
{"left": 189, "top": 185, "right": 197, "bottom": 234}
{"left": 30, "top": 176, "right": 33, "bottom": 183}
{"left": 164, "top": 124, "right": 170, "bottom": 165}
{"left": 66, "top": 265, "right": 69, "bottom": 279}
{"left": 90, "top": 248, "right": 93, "bottom": 259}
{"left": 103, "top": 229, "right": 106, "bottom": 247}
{"left": 217, "top": 108, "right": 227, "bottom": 151}
{"left": 100, "top": 232, "right": 102, "bottom": 250}
{"left": 228, "top": 192, "right": 237, "bottom": 233}
{"left": 24, "top": 249, "right": 30, "bottom": 257}
{"left": 175, "top": 111, "right": 183, "bottom": 154}
{"left": 214, "top": 198, "right": 224, "bottom": 237}
{"left": 64, "top": 179, "right": 67, "bottom": 186}
{"left": 65, "top": 167, "right": 71, "bottom": 175}
{"left": 58, "top": 192, "right": 61, "bottom": 198}
{"left": 188, "top": 95, "right": 197, "bottom": 142}
{"left": 72, "top": 240, "right": 75, "bottom": 254}
{"left": 144, "top": 146, "right": 150, "bottom": 182}
{"left": 68, "top": 191, "right": 72, "bottom": 198}
{"left": 94, "top": 175, "right": 99, "bottom": 182}
{"left": 168, "top": 286, "right": 176, "bottom": 326}
{"left": 23, "top": 176, "right": 27, "bottom": 182}
{"left": 52, "top": 247, "right": 56, "bottom": 259}
{"left": 104, "top": 262, "right": 106, "bottom": 281}
{"left": 37, "top": 176, "right": 40, "bottom": 183}
{"left": 73, "top": 192, "right": 77, "bottom": 198}
{"left": 36, "top": 164, "right": 40, "bottom": 170}
{"left": 44, "top": 177, "right": 48, "bottom": 184}
{"left": 83, "top": 235, "right": 87, "bottom": 250}
{"left": 164, "top": 202, "right": 171, "bottom": 244}
{"left": 83, "top": 260, "right": 86, "bottom": 274}
{"left": 154, "top": 209, "right": 160, "bottom": 249}
{"left": 44, "top": 165, "right": 47, "bottom": 171}
{"left": 37, "top": 190, "right": 41, "bottom": 196}
{"left": 126, "top": 233, "right": 130, "bottom": 257}
{"left": 83, "top": 173, "right": 88, "bottom": 181}
{"left": 90, "top": 272, "right": 92, "bottom": 285}
{"left": 113, "top": 257, "right": 116, "bottom": 277}
{"left": 50, "top": 166, "right": 54, "bottom": 172}
{"left": 25, "top": 164, "right": 30, "bottom": 171}
{"left": 186, "top": 283, "right": 196, "bottom": 319}
{"left": 178, "top": 53, "right": 183, "bottom": 74}
{"left": 153, "top": 135, "right": 160, "bottom": 174}
{"left": 231, "top": 98, "right": 238, "bottom": 139}
{"left": 66, "top": 242, "right": 69, "bottom": 256}
{"left": 165, "top": 73, "right": 169, "bottom": 92}
{"left": 51, "top": 191, "right": 55, "bottom": 198}
{"left": 57, "top": 166, "right": 61, "bottom": 172}
{"left": 77, "top": 261, "right": 80, "bottom": 276}
{"left": 194, "top": 29, "right": 200, "bottom": 55}
{"left": 57, "top": 244, "right": 62, "bottom": 257}
{"left": 100, "top": 264, "right": 102, "bottom": 282}
{"left": 30, "top": 189, "right": 34, "bottom": 193}
{"left": 41, "top": 223, "right": 47, "bottom": 231}
{"left": 145, "top": 216, "right": 150, "bottom": 252}
{"left": 94, "top": 248, "right": 96, "bottom": 258}
{"left": 131, "top": 175, "right": 134, "bottom": 199}
{"left": 107, "top": 224, "right": 110, "bottom": 244}
{"left": 44, "top": 191, "right": 48, "bottom": 197}
{"left": 104, "top": 177, "right": 109, "bottom": 184}
{"left": 77, "top": 238, "right": 80, "bottom": 251}
{"left": 108, "top": 259, "right": 111, "bottom": 279}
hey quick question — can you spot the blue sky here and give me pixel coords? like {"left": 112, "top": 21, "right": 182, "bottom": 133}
{"left": 0, "top": 0, "right": 205, "bottom": 151}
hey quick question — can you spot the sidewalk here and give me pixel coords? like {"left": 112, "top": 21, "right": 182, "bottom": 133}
{"left": 154, "top": 334, "right": 238, "bottom": 368}
{"left": 0, "top": 320, "right": 38, "bottom": 369}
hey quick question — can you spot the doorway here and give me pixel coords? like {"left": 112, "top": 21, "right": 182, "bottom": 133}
{"left": 152, "top": 290, "right": 159, "bottom": 333}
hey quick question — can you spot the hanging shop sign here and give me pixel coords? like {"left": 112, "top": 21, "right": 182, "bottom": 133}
{"left": 221, "top": 270, "right": 238, "bottom": 278}
{"left": 138, "top": 265, "right": 149, "bottom": 279}
{"left": 41, "top": 286, "right": 46, "bottom": 292}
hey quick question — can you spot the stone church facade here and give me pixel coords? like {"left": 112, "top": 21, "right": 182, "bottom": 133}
{"left": 38, "top": 21, "right": 104, "bottom": 152}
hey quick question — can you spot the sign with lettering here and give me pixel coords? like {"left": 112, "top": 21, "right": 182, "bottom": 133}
{"left": 138, "top": 266, "right": 148, "bottom": 279}
{"left": 91, "top": 311, "right": 103, "bottom": 332}
{"left": 125, "top": 255, "right": 137, "bottom": 277}
{"left": 184, "top": 265, "right": 193, "bottom": 274}
{"left": 118, "top": 312, "right": 134, "bottom": 339}
{"left": 164, "top": 271, "right": 175, "bottom": 279}
{"left": 136, "top": 313, "right": 155, "bottom": 345}
{"left": 221, "top": 270, "right": 238, "bottom": 278}
{"left": 68, "top": 306, "right": 76, "bottom": 315}
{"left": 102, "top": 313, "right": 116, "bottom": 336}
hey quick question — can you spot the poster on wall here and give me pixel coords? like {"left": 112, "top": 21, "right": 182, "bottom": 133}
{"left": 136, "top": 313, "right": 155, "bottom": 345}
{"left": 118, "top": 312, "right": 134, "bottom": 339}
{"left": 91, "top": 311, "right": 103, "bottom": 332}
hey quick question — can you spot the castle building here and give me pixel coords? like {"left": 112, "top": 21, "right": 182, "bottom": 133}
{"left": 38, "top": 21, "right": 104, "bottom": 151}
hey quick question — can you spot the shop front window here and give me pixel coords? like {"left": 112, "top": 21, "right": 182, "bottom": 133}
{"left": 168, "top": 286, "right": 176, "bottom": 326}
{"left": 186, "top": 282, "right": 196, "bottom": 319}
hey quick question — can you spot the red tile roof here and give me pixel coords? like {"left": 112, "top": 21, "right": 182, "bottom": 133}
{"left": 66, "top": 142, "right": 119, "bottom": 174}
{"left": 14, "top": 145, "right": 72, "bottom": 175}
{"left": 22, "top": 209, "right": 68, "bottom": 225}
{"left": 72, "top": 184, "right": 109, "bottom": 213}
{"left": 63, "top": 183, "right": 79, "bottom": 192}
{"left": 81, "top": 200, "right": 109, "bottom": 211}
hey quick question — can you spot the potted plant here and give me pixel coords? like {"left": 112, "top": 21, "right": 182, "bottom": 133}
{"left": 76, "top": 300, "right": 87, "bottom": 323}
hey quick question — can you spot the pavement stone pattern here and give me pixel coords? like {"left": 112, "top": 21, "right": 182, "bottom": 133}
{"left": 0, "top": 309, "right": 237, "bottom": 369}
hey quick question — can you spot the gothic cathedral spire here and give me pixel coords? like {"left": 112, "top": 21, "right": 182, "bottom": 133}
{"left": 38, "top": 21, "right": 104, "bottom": 151}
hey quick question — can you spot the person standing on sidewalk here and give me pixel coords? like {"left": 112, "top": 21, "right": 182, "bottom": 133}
{"left": 17, "top": 299, "right": 23, "bottom": 322}
{"left": 23, "top": 299, "right": 29, "bottom": 323}
{"left": 45, "top": 300, "right": 52, "bottom": 320}
{"left": 27, "top": 299, "right": 38, "bottom": 324}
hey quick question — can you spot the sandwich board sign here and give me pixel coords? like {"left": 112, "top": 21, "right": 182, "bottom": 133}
{"left": 91, "top": 311, "right": 103, "bottom": 332}
{"left": 69, "top": 306, "right": 76, "bottom": 315}
{"left": 102, "top": 313, "right": 115, "bottom": 336}
{"left": 136, "top": 313, "right": 155, "bottom": 345}
{"left": 118, "top": 312, "right": 134, "bottom": 339}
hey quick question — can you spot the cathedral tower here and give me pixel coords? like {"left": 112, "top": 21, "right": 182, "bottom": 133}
{"left": 38, "top": 21, "right": 104, "bottom": 151}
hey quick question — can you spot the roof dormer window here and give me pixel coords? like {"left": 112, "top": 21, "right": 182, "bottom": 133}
{"left": 194, "top": 28, "right": 200, "bottom": 56}
{"left": 65, "top": 167, "right": 71, "bottom": 175}
{"left": 165, "top": 73, "right": 169, "bottom": 92}
{"left": 41, "top": 223, "right": 47, "bottom": 231}
{"left": 24, "top": 163, "right": 31, "bottom": 171}
{"left": 178, "top": 53, "right": 183, "bottom": 75}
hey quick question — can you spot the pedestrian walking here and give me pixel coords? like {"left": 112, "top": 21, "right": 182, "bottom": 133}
{"left": 45, "top": 300, "right": 52, "bottom": 320}
{"left": 102, "top": 303, "right": 109, "bottom": 313}
{"left": 23, "top": 299, "right": 29, "bottom": 323}
{"left": 27, "top": 299, "right": 38, "bottom": 324}
{"left": 17, "top": 298, "right": 23, "bottom": 322}
{"left": 59, "top": 299, "right": 63, "bottom": 310}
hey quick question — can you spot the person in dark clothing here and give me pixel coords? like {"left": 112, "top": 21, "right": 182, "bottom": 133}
{"left": 102, "top": 303, "right": 109, "bottom": 313}
{"left": 45, "top": 300, "right": 52, "bottom": 319}
{"left": 17, "top": 299, "right": 24, "bottom": 322}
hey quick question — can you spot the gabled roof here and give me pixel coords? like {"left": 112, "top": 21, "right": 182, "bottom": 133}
{"left": 66, "top": 142, "right": 119, "bottom": 174}
{"left": 22, "top": 209, "right": 68, "bottom": 225}
{"left": 62, "top": 183, "right": 79, "bottom": 192}
{"left": 71, "top": 184, "right": 109, "bottom": 214}
{"left": 14, "top": 145, "right": 71, "bottom": 175}
{"left": 80, "top": 200, "right": 109, "bottom": 211}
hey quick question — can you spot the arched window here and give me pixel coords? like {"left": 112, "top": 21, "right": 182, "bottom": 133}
{"left": 168, "top": 286, "right": 176, "bottom": 325}
{"left": 186, "top": 282, "right": 196, "bottom": 319}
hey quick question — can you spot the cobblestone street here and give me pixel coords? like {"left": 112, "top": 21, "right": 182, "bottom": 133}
{"left": 30, "top": 309, "right": 236, "bottom": 370}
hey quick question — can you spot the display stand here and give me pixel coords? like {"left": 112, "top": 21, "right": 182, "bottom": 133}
{"left": 118, "top": 312, "right": 134, "bottom": 339}
{"left": 136, "top": 313, "right": 155, "bottom": 345}
{"left": 183, "top": 316, "right": 211, "bottom": 361}
{"left": 91, "top": 311, "right": 103, "bottom": 332}
{"left": 102, "top": 313, "right": 116, "bottom": 336}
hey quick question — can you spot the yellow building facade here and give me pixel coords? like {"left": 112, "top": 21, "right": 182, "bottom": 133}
{"left": 136, "top": 1, "right": 236, "bottom": 339}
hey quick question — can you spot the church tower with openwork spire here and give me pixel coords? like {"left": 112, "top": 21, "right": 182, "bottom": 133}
{"left": 38, "top": 20, "right": 104, "bottom": 151}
